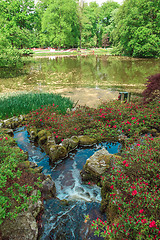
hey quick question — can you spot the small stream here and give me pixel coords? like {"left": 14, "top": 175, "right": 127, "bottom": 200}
{"left": 14, "top": 127, "right": 120, "bottom": 240}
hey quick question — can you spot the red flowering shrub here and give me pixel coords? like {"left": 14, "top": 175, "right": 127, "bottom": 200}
{"left": 90, "top": 136, "right": 160, "bottom": 239}
{"left": 142, "top": 73, "right": 160, "bottom": 104}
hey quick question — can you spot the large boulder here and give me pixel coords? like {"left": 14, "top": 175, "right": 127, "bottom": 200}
{"left": 81, "top": 147, "right": 121, "bottom": 182}
{"left": 77, "top": 135, "right": 97, "bottom": 146}
{"left": 0, "top": 190, "right": 43, "bottom": 240}
{"left": 0, "top": 212, "right": 38, "bottom": 240}
{"left": 48, "top": 145, "right": 68, "bottom": 163}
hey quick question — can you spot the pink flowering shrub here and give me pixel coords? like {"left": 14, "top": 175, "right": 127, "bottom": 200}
{"left": 25, "top": 99, "right": 159, "bottom": 143}
{"left": 90, "top": 136, "right": 160, "bottom": 239}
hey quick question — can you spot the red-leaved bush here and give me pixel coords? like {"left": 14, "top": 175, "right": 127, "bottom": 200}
{"left": 142, "top": 73, "right": 160, "bottom": 103}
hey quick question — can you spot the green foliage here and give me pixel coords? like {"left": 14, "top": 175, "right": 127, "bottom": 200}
{"left": 111, "top": 0, "right": 160, "bottom": 58}
{"left": 0, "top": 133, "right": 41, "bottom": 224}
{"left": 41, "top": 0, "right": 80, "bottom": 48}
{"left": 19, "top": 49, "right": 34, "bottom": 56}
{"left": 80, "top": 1, "right": 119, "bottom": 48}
{"left": 0, "top": 0, "right": 37, "bottom": 49}
{"left": 0, "top": 92, "right": 73, "bottom": 119}
{"left": 0, "top": 33, "right": 23, "bottom": 68}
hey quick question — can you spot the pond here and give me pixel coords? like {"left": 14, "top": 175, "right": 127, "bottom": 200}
{"left": 0, "top": 55, "right": 159, "bottom": 107}
{"left": 14, "top": 127, "right": 120, "bottom": 239}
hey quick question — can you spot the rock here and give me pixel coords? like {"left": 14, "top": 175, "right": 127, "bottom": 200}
{"left": 19, "top": 161, "right": 31, "bottom": 169}
{"left": 37, "top": 129, "right": 47, "bottom": 139}
{"left": 118, "top": 134, "right": 127, "bottom": 143}
{"left": 28, "top": 127, "right": 38, "bottom": 140}
{"left": 47, "top": 135, "right": 56, "bottom": 145}
{"left": 60, "top": 136, "right": 79, "bottom": 152}
{"left": 150, "top": 128, "right": 158, "bottom": 137}
{"left": 81, "top": 148, "right": 121, "bottom": 182}
{"left": 0, "top": 190, "right": 43, "bottom": 240}
{"left": 3, "top": 116, "right": 19, "bottom": 129}
{"left": 6, "top": 129, "right": 14, "bottom": 136}
{"left": 41, "top": 177, "right": 56, "bottom": 199}
{"left": 60, "top": 199, "right": 69, "bottom": 206}
{"left": 31, "top": 166, "right": 43, "bottom": 173}
{"left": 0, "top": 212, "right": 38, "bottom": 240}
{"left": 30, "top": 162, "right": 38, "bottom": 168}
{"left": 49, "top": 145, "right": 68, "bottom": 163}
{"left": 38, "top": 135, "right": 47, "bottom": 145}
{"left": 77, "top": 135, "right": 97, "bottom": 146}
{"left": 140, "top": 127, "right": 149, "bottom": 134}
{"left": 19, "top": 115, "right": 25, "bottom": 121}
{"left": 27, "top": 190, "right": 44, "bottom": 218}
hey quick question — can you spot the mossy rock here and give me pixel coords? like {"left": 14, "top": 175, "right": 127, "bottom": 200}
{"left": 60, "top": 199, "right": 69, "bottom": 206}
{"left": 78, "top": 135, "right": 97, "bottom": 146}
{"left": 140, "top": 127, "right": 149, "bottom": 134}
{"left": 19, "top": 161, "right": 31, "bottom": 169}
{"left": 37, "top": 129, "right": 47, "bottom": 139}
{"left": 3, "top": 117, "right": 19, "bottom": 129}
{"left": 38, "top": 135, "right": 47, "bottom": 145}
{"left": 150, "top": 128, "right": 158, "bottom": 137}
{"left": 61, "top": 137, "right": 79, "bottom": 152}
{"left": 27, "top": 127, "right": 38, "bottom": 140}
{"left": 49, "top": 145, "right": 68, "bottom": 163}
{"left": 101, "top": 180, "right": 112, "bottom": 199}
{"left": 29, "top": 166, "right": 43, "bottom": 174}
{"left": 83, "top": 148, "right": 111, "bottom": 178}
{"left": 106, "top": 201, "right": 118, "bottom": 224}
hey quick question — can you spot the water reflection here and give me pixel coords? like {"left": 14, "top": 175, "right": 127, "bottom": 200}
{"left": 0, "top": 55, "right": 159, "bottom": 94}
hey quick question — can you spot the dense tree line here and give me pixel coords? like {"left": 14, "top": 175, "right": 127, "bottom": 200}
{"left": 0, "top": 0, "right": 159, "bottom": 67}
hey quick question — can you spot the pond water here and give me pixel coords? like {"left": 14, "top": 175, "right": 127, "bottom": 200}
{"left": 14, "top": 127, "right": 120, "bottom": 239}
{"left": 1, "top": 55, "right": 160, "bottom": 107}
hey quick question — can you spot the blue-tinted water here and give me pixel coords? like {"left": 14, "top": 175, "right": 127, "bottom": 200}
{"left": 14, "top": 127, "right": 120, "bottom": 239}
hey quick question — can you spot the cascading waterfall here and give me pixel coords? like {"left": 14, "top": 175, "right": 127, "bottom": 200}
{"left": 14, "top": 127, "right": 120, "bottom": 240}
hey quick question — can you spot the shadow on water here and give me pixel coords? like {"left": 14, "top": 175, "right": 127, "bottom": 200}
{"left": 0, "top": 67, "right": 27, "bottom": 79}
{"left": 14, "top": 127, "right": 121, "bottom": 240}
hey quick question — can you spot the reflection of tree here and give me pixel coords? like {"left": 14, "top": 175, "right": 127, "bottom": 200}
{"left": 18, "top": 56, "right": 160, "bottom": 90}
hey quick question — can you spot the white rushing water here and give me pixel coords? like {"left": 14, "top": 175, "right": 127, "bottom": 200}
{"left": 14, "top": 127, "right": 120, "bottom": 239}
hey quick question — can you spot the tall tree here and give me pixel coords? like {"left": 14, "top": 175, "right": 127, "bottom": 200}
{"left": 0, "top": 0, "right": 37, "bottom": 48}
{"left": 100, "top": 1, "right": 120, "bottom": 47}
{"left": 111, "top": 0, "right": 160, "bottom": 57}
{"left": 41, "top": 0, "right": 80, "bottom": 49}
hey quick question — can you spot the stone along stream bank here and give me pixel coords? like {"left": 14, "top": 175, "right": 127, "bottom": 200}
{"left": 13, "top": 126, "right": 120, "bottom": 240}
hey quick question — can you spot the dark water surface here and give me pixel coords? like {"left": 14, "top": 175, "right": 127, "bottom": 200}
{"left": 1, "top": 55, "right": 160, "bottom": 94}
{"left": 14, "top": 127, "right": 120, "bottom": 239}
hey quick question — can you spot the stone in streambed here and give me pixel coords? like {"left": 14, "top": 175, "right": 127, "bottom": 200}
{"left": 28, "top": 127, "right": 38, "bottom": 140}
{"left": 49, "top": 145, "right": 68, "bottom": 163}
{"left": 81, "top": 147, "right": 121, "bottom": 183}
{"left": 41, "top": 177, "right": 56, "bottom": 199}
{"left": 77, "top": 135, "right": 97, "bottom": 146}
{"left": 60, "top": 136, "right": 79, "bottom": 152}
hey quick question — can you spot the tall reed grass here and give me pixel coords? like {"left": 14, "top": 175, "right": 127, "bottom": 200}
{"left": 0, "top": 92, "right": 73, "bottom": 119}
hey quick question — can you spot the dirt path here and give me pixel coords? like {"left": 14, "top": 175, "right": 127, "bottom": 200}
{"left": 52, "top": 87, "right": 119, "bottom": 108}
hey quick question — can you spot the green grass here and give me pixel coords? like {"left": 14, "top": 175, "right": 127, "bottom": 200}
{"left": 33, "top": 48, "right": 112, "bottom": 57}
{"left": 0, "top": 92, "right": 73, "bottom": 119}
